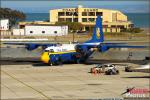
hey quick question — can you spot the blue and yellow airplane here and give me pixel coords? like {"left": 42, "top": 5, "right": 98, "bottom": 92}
{"left": 40, "top": 16, "right": 147, "bottom": 65}
{"left": 4, "top": 16, "right": 147, "bottom": 65}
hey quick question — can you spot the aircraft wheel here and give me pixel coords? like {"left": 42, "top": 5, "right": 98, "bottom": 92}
{"left": 48, "top": 61, "right": 53, "bottom": 66}
{"left": 57, "top": 60, "right": 62, "bottom": 65}
{"left": 76, "top": 59, "right": 80, "bottom": 64}
{"left": 105, "top": 69, "right": 113, "bottom": 75}
{"left": 48, "top": 63, "right": 53, "bottom": 66}
{"left": 57, "top": 57, "right": 62, "bottom": 65}
{"left": 116, "top": 70, "right": 119, "bottom": 74}
{"left": 109, "top": 71, "right": 113, "bottom": 75}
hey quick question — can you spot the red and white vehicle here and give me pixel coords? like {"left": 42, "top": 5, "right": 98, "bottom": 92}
{"left": 91, "top": 64, "right": 119, "bottom": 75}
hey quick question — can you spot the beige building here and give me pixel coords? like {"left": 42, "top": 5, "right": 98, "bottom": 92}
{"left": 49, "top": 5, "right": 133, "bottom": 32}
{"left": 19, "top": 5, "right": 133, "bottom": 33}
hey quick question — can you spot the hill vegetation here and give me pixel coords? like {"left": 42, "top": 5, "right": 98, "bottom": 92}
{"left": 0, "top": 8, "right": 26, "bottom": 26}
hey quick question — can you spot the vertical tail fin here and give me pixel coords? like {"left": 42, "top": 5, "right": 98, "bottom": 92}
{"left": 85, "top": 16, "right": 104, "bottom": 43}
{"left": 95, "top": 16, "right": 104, "bottom": 42}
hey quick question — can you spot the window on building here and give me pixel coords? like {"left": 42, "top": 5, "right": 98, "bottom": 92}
{"left": 88, "top": 18, "right": 95, "bottom": 22}
{"left": 96, "top": 12, "right": 103, "bottom": 16}
{"left": 58, "top": 18, "right": 65, "bottom": 22}
{"left": 58, "top": 12, "right": 65, "bottom": 16}
{"left": 30, "top": 31, "right": 33, "bottom": 33}
{"left": 66, "top": 12, "right": 72, "bottom": 16}
{"left": 103, "top": 25, "right": 108, "bottom": 28}
{"left": 88, "top": 12, "right": 95, "bottom": 16}
{"left": 82, "top": 18, "right": 87, "bottom": 22}
{"left": 42, "top": 31, "right": 45, "bottom": 33}
{"left": 73, "top": 12, "right": 78, "bottom": 16}
{"left": 66, "top": 18, "right": 72, "bottom": 22}
{"left": 82, "top": 12, "right": 87, "bottom": 16}
{"left": 117, "top": 25, "right": 125, "bottom": 29}
{"left": 73, "top": 18, "right": 78, "bottom": 22}
{"left": 66, "top": 12, "right": 77, "bottom": 16}
{"left": 54, "top": 31, "right": 57, "bottom": 34}
{"left": 111, "top": 25, "right": 116, "bottom": 28}
{"left": 85, "top": 26, "right": 90, "bottom": 31}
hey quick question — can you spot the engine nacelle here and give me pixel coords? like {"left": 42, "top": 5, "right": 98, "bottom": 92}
{"left": 25, "top": 44, "right": 39, "bottom": 51}
{"left": 98, "top": 45, "right": 109, "bottom": 52}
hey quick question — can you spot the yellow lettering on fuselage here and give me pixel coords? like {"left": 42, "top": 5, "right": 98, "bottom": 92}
{"left": 96, "top": 28, "right": 100, "bottom": 38}
{"left": 48, "top": 50, "right": 76, "bottom": 55}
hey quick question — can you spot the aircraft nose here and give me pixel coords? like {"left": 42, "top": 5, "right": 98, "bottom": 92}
{"left": 41, "top": 52, "right": 50, "bottom": 63}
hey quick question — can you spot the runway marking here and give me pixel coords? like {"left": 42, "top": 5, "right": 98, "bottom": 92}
{"left": 1, "top": 70, "right": 51, "bottom": 100}
{"left": 1, "top": 83, "right": 19, "bottom": 97}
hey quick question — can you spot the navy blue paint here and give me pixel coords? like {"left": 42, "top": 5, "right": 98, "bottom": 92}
{"left": 49, "top": 52, "right": 78, "bottom": 65}
{"left": 85, "top": 16, "right": 104, "bottom": 43}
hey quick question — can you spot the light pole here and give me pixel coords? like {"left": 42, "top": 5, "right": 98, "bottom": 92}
{"left": 72, "top": 12, "right": 75, "bottom": 43}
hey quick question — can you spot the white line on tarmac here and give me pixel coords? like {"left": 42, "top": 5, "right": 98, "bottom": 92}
{"left": 1, "top": 70, "right": 51, "bottom": 100}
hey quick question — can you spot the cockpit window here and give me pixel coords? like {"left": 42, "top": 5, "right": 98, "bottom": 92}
{"left": 45, "top": 50, "right": 49, "bottom": 52}
{"left": 49, "top": 49, "right": 54, "bottom": 52}
{"left": 44, "top": 49, "right": 54, "bottom": 52}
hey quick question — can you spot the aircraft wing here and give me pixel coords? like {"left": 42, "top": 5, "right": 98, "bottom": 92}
{"left": 3, "top": 42, "right": 57, "bottom": 50}
{"left": 99, "top": 43, "right": 148, "bottom": 52}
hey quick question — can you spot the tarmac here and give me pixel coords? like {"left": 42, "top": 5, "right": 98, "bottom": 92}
{"left": 1, "top": 64, "right": 150, "bottom": 100}
{"left": 0, "top": 41, "right": 150, "bottom": 100}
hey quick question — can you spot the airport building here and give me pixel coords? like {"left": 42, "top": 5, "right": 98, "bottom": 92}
{"left": 24, "top": 25, "right": 68, "bottom": 36}
{"left": 49, "top": 5, "right": 133, "bottom": 32}
{"left": 0, "top": 19, "right": 9, "bottom": 30}
{"left": 13, "top": 25, "right": 68, "bottom": 36}
{"left": 0, "top": 19, "right": 11, "bottom": 36}
{"left": 19, "top": 5, "right": 133, "bottom": 33}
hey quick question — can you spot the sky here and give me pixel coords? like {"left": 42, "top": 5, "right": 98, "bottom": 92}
{"left": 1, "top": 0, "right": 150, "bottom": 13}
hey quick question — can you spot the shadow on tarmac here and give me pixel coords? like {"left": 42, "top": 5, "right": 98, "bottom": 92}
{"left": 122, "top": 76, "right": 150, "bottom": 79}
{"left": 0, "top": 57, "right": 149, "bottom": 66}
{"left": 0, "top": 57, "right": 41, "bottom": 65}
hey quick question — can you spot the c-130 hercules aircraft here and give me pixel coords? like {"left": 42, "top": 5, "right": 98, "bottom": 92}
{"left": 40, "top": 16, "right": 147, "bottom": 65}
{"left": 5, "top": 16, "right": 147, "bottom": 65}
